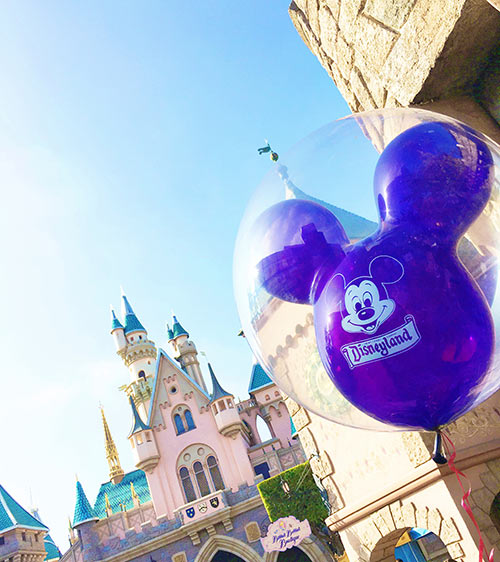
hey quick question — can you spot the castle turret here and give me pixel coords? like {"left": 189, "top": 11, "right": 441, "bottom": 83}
{"left": 128, "top": 396, "right": 159, "bottom": 473}
{"left": 110, "top": 307, "right": 126, "bottom": 352}
{"left": 168, "top": 315, "right": 207, "bottom": 392}
{"left": 0, "top": 485, "right": 49, "bottom": 562}
{"left": 100, "top": 407, "right": 124, "bottom": 485}
{"left": 116, "top": 290, "right": 157, "bottom": 383}
{"left": 112, "top": 290, "right": 157, "bottom": 418}
{"left": 71, "top": 480, "right": 100, "bottom": 562}
{"left": 208, "top": 364, "right": 244, "bottom": 438}
{"left": 72, "top": 480, "right": 98, "bottom": 528}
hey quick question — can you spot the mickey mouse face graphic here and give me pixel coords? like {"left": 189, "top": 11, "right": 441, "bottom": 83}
{"left": 342, "top": 279, "right": 395, "bottom": 335}
{"left": 338, "top": 255, "right": 404, "bottom": 336}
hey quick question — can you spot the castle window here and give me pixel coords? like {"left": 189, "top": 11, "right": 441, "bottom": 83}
{"left": 265, "top": 394, "right": 270, "bottom": 401}
{"left": 139, "top": 335, "right": 142, "bottom": 340}
{"left": 0, "top": 537, "right": 4, "bottom": 545}
{"left": 174, "top": 414, "right": 185, "bottom": 435}
{"left": 207, "top": 455, "right": 225, "bottom": 491}
{"left": 179, "top": 467, "right": 197, "bottom": 503}
{"left": 212, "top": 403, "right": 218, "bottom": 415}
{"left": 138, "top": 370, "right": 146, "bottom": 381}
{"left": 22, "top": 532, "right": 26, "bottom": 541}
{"left": 193, "top": 461, "right": 211, "bottom": 497}
{"left": 219, "top": 400, "right": 226, "bottom": 412}
{"left": 145, "top": 431, "right": 152, "bottom": 442}
{"left": 227, "top": 399, "right": 233, "bottom": 408}
{"left": 184, "top": 410, "right": 196, "bottom": 431}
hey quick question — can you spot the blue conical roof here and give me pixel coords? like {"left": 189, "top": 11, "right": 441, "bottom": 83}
{"left": 0, "top": 485, "right": 48, "bottom": 532}
{"left": 208, "top": 364, "right": 232, "bottom": 402}
{"left": 128, "top": 396, "right": 151, "bottom": 437}
{"left": 110, "top": 308, "right": 124, "bottom": 332}
{"left": 73, "top": 481, "right": 98, "bottom": 526}
{"left": 172, "top": 315, "right": 188, "bottom": 338}
{"left": 248, "top": 364, "right": 273, "bottom": 393}
{"left": 290, "top": 417, "right": 298, "bottom": 439}
{"left": 166, "top": 323, "right": 174, "bottom": 341}
{"left": 121, "top": 294, "right": 146, "bottom": 335}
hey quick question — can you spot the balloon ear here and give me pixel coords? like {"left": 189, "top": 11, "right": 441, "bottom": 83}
{"left": 253, "top": 199, "right": 348, "bottom": 305}
{"left": 312, "top": 269, "right": 346, "bottom": 304}
{"left": 369, "top": 255, "right": 404, "bottom": 285}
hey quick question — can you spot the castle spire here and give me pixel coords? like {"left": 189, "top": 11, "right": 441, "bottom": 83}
{"left": 172, "top": 314, "right": 189, "bottom": 339}
{"left": 100, "top": 407, "right": 124, "bottom": 485}
{"left": 208, "top": 363, "right": 232, "bottom": 402}
{"left": 73, "top": 481, "right": 98, "bottom": 527}
{"left": 166, "top": 322, "right": 174, "bottom": 342}
{"left": 110, "top": 306, "right": 123, "bottom": 331}
{"left": 121, "top": 291, "right": 146, "bottom": 335}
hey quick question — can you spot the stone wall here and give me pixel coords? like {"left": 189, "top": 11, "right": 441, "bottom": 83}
{"left": 289, "top": 0, "right": 500, "bottom": 112}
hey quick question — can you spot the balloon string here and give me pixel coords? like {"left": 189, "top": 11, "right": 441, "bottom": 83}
{"left": 442, "top": 431, "right": 495, "bottom": 562}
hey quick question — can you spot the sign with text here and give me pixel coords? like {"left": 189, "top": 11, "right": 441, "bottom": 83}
{"left": 260, "top": 516, "right": 311, "bottom": 552}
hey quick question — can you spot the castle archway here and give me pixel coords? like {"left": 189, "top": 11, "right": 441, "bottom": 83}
{"left": 369, "top": 527, "right": 453, "bottom": 562}
{"left": 211, "top": 551, "right": 247, "bottom": 562}
{"left": 194, "top": 535, "right": 264, "bottom": 562}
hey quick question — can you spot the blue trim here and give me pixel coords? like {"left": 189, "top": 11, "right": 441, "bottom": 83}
{"left": 128, "top": 396, "right": 151, "bottom": 437}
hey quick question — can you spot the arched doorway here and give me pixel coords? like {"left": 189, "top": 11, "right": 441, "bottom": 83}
{"left": 276, "top": 546, "right": 313, "bottom": 561}
{"left": 212, "top": 551, "right": 247, "bottom": 562}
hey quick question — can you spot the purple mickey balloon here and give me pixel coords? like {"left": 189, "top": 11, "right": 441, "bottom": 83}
{"left": 315, "top": 122, "right": 495, "bottom": 430}
{"left": 256, "top": 121, "right": 495, "bottom": 430}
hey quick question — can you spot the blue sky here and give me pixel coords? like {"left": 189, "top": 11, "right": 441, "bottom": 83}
{"left": 0, "top": 1, "right": 348, "bottom": 550}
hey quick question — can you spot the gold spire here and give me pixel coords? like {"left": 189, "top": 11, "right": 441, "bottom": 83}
{"left": 104, "top": 493, "right": 112, "bottom": 517}
{"left": 100, "top": 406, "right": 124, "bottom": 485}
{"left": 130, "top": 482, "right": 140, "bottom": 508}
{"left": 68, "top": 516, "right": 76, "bottom": 544}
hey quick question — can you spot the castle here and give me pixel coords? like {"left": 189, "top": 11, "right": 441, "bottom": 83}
{"left": 58, "top": 295, "right": 331, "bottom": 562}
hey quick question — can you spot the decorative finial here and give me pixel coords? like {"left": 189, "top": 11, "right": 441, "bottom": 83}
{"left": 257, "top": 139, "right": 279, "bottom": 162}
{"left": 100, "top": 407, "right": 124, "bottom": 485}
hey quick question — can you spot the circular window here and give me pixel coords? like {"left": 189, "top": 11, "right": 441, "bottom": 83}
{"left": 183, "top": 453, "right": 191, "bottom": 462}
{"left": 197, "top": 447, "right": 205, "bottom": 456}
{"left": 170, "top": 386, "right": 178, "bottom": 394}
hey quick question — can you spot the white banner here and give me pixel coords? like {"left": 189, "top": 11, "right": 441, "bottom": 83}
{"left": 341, "top": 315, "right": 421, "bottom": 369}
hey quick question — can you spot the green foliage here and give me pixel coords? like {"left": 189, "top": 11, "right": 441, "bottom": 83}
{"left": 257, "top": 461, "right": 329, "bottom": 527}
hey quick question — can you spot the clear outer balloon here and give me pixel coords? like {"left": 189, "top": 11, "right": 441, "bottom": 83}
{"left": 234, "top": 108, "right": 500, "bottom": 431}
